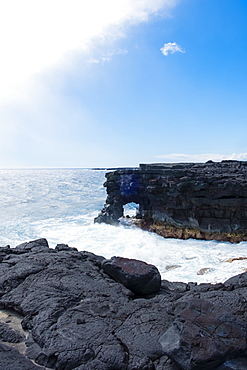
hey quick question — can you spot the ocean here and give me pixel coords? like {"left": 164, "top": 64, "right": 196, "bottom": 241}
{"left": 1, "top": 168, "right": 247, "bottom": 284}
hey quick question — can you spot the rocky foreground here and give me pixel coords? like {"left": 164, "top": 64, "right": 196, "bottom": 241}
{"left": 0, "top": 239, "right": 247, "bottom": 369}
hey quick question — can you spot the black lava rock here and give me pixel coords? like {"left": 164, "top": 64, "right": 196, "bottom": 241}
{"left": 102, "top": 256, "right": 161, "bottom": 295}
{"left": 0, "top": 238, "right": 247, "bottom": 369}
{"left": 95, "top": 161, "right": 247, "bottom": 242}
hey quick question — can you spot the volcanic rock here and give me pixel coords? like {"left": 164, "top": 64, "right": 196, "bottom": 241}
{"left": 0, "top": 322, "right": 25, "bottom": 343}
{"left": 160, "top": 298, "right": 247, "bottom": 370}
{"left": 0, "top": 343, "right": 41, "bottom": 369}
{"left": 95, "top": 161, "right": 247, "bottom": 242}
{"left": 101, "top": 256, "right": 161, "bottom": 295}
{"left": 0, "top": 238, "right": 247, "bottom": 369}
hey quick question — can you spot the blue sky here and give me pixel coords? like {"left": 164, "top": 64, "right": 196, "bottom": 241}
{"left": 0, "top": 0, "right": 247, "bottom": 168}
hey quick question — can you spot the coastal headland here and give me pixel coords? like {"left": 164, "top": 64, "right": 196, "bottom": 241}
{"left": 95, "top": 160, "right": 247, "bottom": 243}
{"left": 1, "top": 238, "right": 247, "bottom": 369}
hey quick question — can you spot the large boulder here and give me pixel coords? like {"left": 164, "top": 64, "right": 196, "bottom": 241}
{"left": 101, "top": 256, "right": 161, "bottom": 295}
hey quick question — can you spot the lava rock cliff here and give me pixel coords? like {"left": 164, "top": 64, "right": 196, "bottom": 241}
{"left": 95, "top": 161, "right": 247, "bottom": 242}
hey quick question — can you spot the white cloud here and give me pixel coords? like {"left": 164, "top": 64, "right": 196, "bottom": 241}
{"left": 0, "top": 0, "right": 179, "bottom": 106}
{"left": 156, "top": 153, "right": 247, "bottom": 162}
{"left": 160, "top": 42, "right": 185, "bottom": 56}
{"left": 88, "top": 49, "right": 128, "bottom": 64}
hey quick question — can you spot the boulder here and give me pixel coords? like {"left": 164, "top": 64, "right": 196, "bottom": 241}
{"left": 101, "top": 256, "right": 161, "bottom": 295}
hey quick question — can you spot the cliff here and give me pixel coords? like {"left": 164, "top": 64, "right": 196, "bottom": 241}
{"left": 95, "top": 160, "right": 247, "bottom": 243}
{"left": 1, "top": 238, "right": 247, "bottom": 369}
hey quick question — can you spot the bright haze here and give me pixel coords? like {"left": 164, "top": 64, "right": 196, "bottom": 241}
{"left": 0, "top": 0, "right": 247, "bottom": 168}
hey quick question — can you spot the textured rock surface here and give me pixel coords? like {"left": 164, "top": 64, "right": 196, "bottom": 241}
{"left": 160, "top": 298, "right": 247, "bottom": 370}
{"left": 95, "top": 160, "right": 247, "bottom": 242}
{"left": 101, "top": 256, "right": 161, "bottom": 295}
{"left": 1, "top": 239, "right": 247, "bottom": 369}
{"left": 0, "top": 343, "right": 42, "bottom": 370}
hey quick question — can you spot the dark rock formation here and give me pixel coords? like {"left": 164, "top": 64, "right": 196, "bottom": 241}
{"left": 95, "top": 160, "right": 247, "bottom": 242}
{"left": 0, "top": 322, "right": 25, "bottom": 343}
{"left": 101, "top": 256, "right": 161, "bottom": 295}
{"left": 0, "top": 343, "right": 42, "bottom": 370}
{"left": 160, "top": 298, "right": 247, "bottom": 369}
{"left": 1, "top": 239, "right": 247, "bottom": 369}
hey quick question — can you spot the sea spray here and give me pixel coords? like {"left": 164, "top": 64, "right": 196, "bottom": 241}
{"left": 1, "top": 168, "right": 247, "bottom": 283}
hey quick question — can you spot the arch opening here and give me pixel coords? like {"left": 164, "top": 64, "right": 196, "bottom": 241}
{"left": 123, "top": 202, "right": 139, "bottom": 218}
{"left": 119, "top": 202, "right": 140, "bottom": 226}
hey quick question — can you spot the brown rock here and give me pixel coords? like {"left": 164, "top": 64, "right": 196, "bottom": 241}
{"left": 197, "top": 267, "right": 210, "bottom": 275}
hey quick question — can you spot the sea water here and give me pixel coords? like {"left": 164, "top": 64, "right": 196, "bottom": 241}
{"left": 0, "top": 168, "right": 247, "bottom": 284}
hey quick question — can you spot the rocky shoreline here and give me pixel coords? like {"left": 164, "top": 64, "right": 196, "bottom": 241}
{"left": 1, "top": 238, "right": 247, "bottom": 369}
{"left": 95, "top": 161, "right": 247, "bottom": 243}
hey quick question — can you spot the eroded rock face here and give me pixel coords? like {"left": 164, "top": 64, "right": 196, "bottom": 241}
{"left": 95, "top": 161, "right": 247, "bottom": 242}
{"left": 1, "top": 239, "right": 247, "bottom": 369}
{"left": 101, "top": 256, "right": 161, "bottom": 295}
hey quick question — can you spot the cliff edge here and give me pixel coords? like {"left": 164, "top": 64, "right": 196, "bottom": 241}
{"left": 95, "top": 160, "right": 247, "bottom": 242}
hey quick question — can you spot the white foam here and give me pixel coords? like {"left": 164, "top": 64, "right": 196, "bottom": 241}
{"left": 1, "top": 168, "right": 247, "bottom": 284}
{"left": 34, "top": 218, "right": 247, "bottom": 284}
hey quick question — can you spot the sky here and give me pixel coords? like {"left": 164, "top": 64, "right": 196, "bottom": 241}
{"left": 0, "top": 0, "right": 247, "bottom": 168}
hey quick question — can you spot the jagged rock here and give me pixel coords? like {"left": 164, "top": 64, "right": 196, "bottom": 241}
{"left": 15, "top": 238, "right": 49, "bottom": 253}
{"left": 95, "top": 161, "right": 247, "bottom": 242}
{"left": 101, "top": 256, "right": 161, "bottom": 295}
{"left": 160, "top": 298, "right": 247, "bottom": 370}
{"left": 0, "top": 342, "right": 41, "bottom": 369}
{"left": 0, "top": 238, "right": 247, "bottom": 369}
{"left": 0, "top": 322, "right": 25, "bottom": 343}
